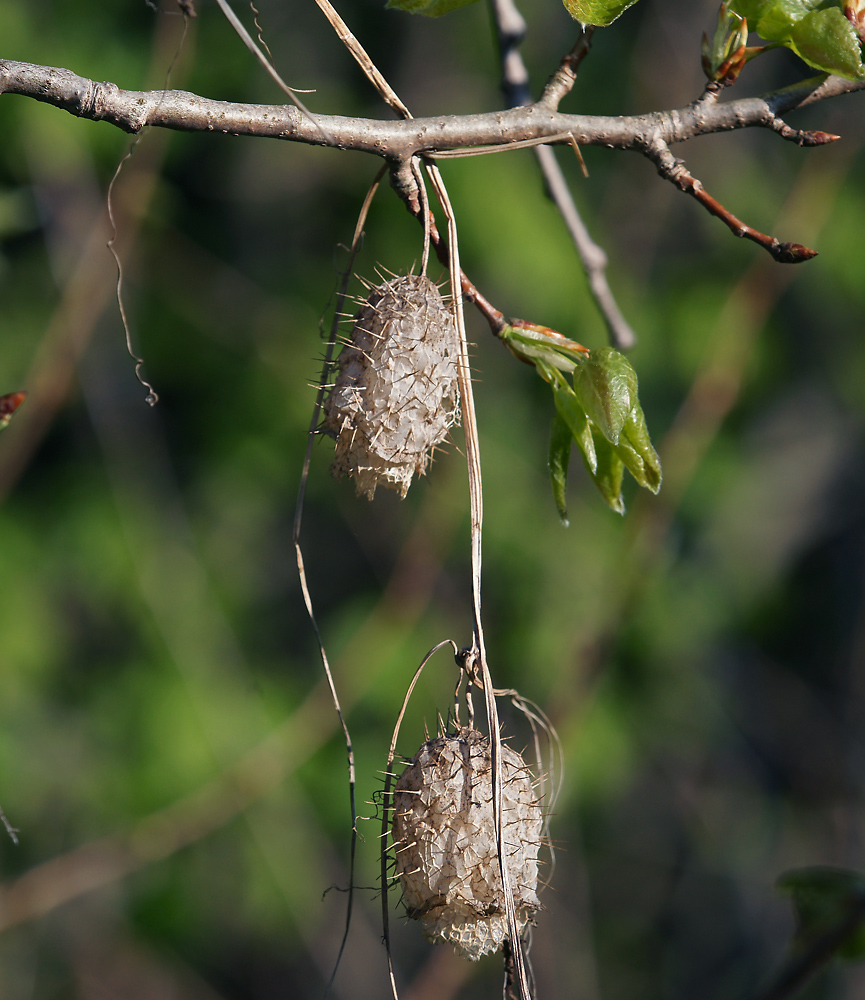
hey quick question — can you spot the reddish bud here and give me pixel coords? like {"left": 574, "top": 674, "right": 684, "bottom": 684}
{"left": 702, "top": 5, "right": 750, "bottom": 84}
{"left": 0, "top": 391, "right": 26, "bottom": 429}
{"left": 799, "top": 130, "right": 842, "bottom": 146}
{"left": 845, "top": 1, "right": 865, "bottom": 42}
{"left": 773, "top": 242, "right": 819, "bottom": 264}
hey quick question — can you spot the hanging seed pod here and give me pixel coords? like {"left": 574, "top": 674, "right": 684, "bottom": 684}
{"left": 392, "top": 727, "right": 543, "bottom": 961}
{"left": 323, "top": 274, "right": 461, "bottom": 499}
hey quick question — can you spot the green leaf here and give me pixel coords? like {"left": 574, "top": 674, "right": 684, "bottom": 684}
{"left": 728, "top": 0, "right": 776, "bottom": 20}
{"left": 504, "top": 326, "right": 660, "bottom": 516}
{"left": 385, "top": 0, "right": 480, "bottom": 15}
{"left": 778, "top": 867, "right": 865, "bottom": 961}
{"left": 550, "top": 377, "right": 597, "bottom": 475}
{"left": 562, "top": 0, "right": 641, "bottom": 25}
{"left": 754, "top": 0, "right": 827, "bottom": 38}
{"left": 728, "top": 0, "right": 865, "bottom": 79}
{"left": 549, "top": 413, "right": 572, "bottom": 526}
{"left": 789, "top": 8, "right": 865, "bottom": 78}
{"left": 573, "top": 347, "right": 638, "bottom": 446}
{"left": 591, "top": 428, "right": 626, "bottom": 514}
{"left": 615, "top": 403, "right": 662, "bottom": 493}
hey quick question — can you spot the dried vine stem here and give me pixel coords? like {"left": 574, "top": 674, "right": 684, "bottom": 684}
{"left": 312, "top": 5, "right": 532, "bottom": 988}
{"left": 293, "top": 164, "right": 386, "bottom": 995}
{"left": 425, "top": 161, "right": 532, "bottom": 1000}
{"left": 312, "top": 0, "right": 411, "bottom": 119}
{"left": 381, "top": 639, "right": 459, "bottom": 1000}
{"left": 212, "top": 0, "right": 328, "bottom": 137}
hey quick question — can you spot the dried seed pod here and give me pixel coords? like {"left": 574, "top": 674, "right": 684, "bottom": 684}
{"left": 392, "top": 727, "right": 543, "bottom": 961}
{"left": 323, "top": 274, "right": 460, "bottom": 499}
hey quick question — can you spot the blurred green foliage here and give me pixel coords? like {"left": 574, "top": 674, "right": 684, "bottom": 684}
{"left": 1, "top": 2, "right": 865, "bottom": 999}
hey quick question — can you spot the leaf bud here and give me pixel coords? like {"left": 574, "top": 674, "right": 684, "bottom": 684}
{"left": 845, "top": 0, "right": 865, "bottom": 42}
{"left": 702, "top": 3, "right": 749, "bottom": 84}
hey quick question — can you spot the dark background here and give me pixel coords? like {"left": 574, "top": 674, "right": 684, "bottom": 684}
{"left": 1, "top": 1, "right": 864, "bottom": 998}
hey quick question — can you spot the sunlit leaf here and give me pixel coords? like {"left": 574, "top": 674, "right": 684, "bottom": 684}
{"left": 562, "top": 0, "right": 641, "bottom": 25}
{"left": 789, "top": 8, "right": 865, "bottom": 78}
{"left": 549, "top": 412, "right": 572, "bottom": 526}
{"left": 573, "top": 347, "right": 638, "bottom": 445}
{"left": 616, "top": 403, "right": 662, "bottom": 493}
{"left": 591, "top": 428, "right": 626, "bottom": 514}
{"left": 386, "top": 0, "right": 481, "bottom": 16}
{"left": 550, "top": 377, "right": 597, "bottom": 475}
{"left": 729, "top": 0, "right": 865, "bottom": 79}
{"left": 754, "top": 0, "right": 827, "bottom": 38}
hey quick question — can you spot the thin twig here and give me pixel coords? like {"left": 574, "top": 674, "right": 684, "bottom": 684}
{"left": 312, "top": 0, "right": 412, "bottom": 119}
{"left": 487, "top": 2, "right": 636, "bottom": 348}
{"left": 536, "top": 25, "right": 596, "bottom": 109}
{"left": 641, "top": 137, "right": 819, "bottom": 262}
{"left": 212, "top": 0, "right": 331, "bottom": 140}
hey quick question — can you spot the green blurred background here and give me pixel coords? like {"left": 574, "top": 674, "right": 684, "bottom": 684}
{"left": 1, "top": 1, "right": 864, "bottom": 998}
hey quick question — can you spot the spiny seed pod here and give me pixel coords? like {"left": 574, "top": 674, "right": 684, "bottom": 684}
{"left": 323, "top": 274, "right": 460, "bottom": 499}
{"left": 392, "top": 727, "right": 543, "bottom": 961}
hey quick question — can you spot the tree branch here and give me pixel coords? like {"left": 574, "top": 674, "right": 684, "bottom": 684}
{"left": 640, "top": 136, "right": 820, "bottom": 262}
{"left": 1, "top": 58, "right": 862, "bottom": 262}
{"left": 2, "top": 59, "right": 860, "bottom": 155}
{"left": 488, "top": 7, "right": 636, "bottom": 349}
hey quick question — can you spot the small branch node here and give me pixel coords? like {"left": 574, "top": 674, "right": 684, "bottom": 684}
{"left": 769, "top": 115, "right": 841, "bottom": 145}
{"left": 538, "top": 27, "right": 595, "bottom": 110}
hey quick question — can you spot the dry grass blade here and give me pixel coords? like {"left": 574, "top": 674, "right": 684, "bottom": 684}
{"left": 425, "top": 161, "right": 533, "bottom": 1000}
{"left": 312, "top": 0, "right": 412, "bottom": 119}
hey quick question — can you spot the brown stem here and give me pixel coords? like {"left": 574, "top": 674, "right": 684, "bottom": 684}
{"left": 643, "top": 140, "right": 819, "bottom": 263}
{"left": 768, "top": 120, "right": 841, "bottom": 145}
{"left": 392, "top": 160, "right": 508, "bottom": 336}
{"left": 426, "top": 212, "right": 506, "bottom": 334}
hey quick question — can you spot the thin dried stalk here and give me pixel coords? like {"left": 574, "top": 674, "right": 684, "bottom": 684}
{"left": 425, "top": 161, "right": 532, "bottom": 1000}
{"left": 293, "top": 165, "right": 386, "bottom": 995}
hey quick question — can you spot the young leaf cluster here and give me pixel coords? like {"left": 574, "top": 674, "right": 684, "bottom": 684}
{"left": 387, "top": 0, "right": 865, "bottom": 82}
{"left": 728, "top": 0, "right": 865, "bottom": 78}
{"left": 500, "top": 324, "right": 661, "bottom": 521}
